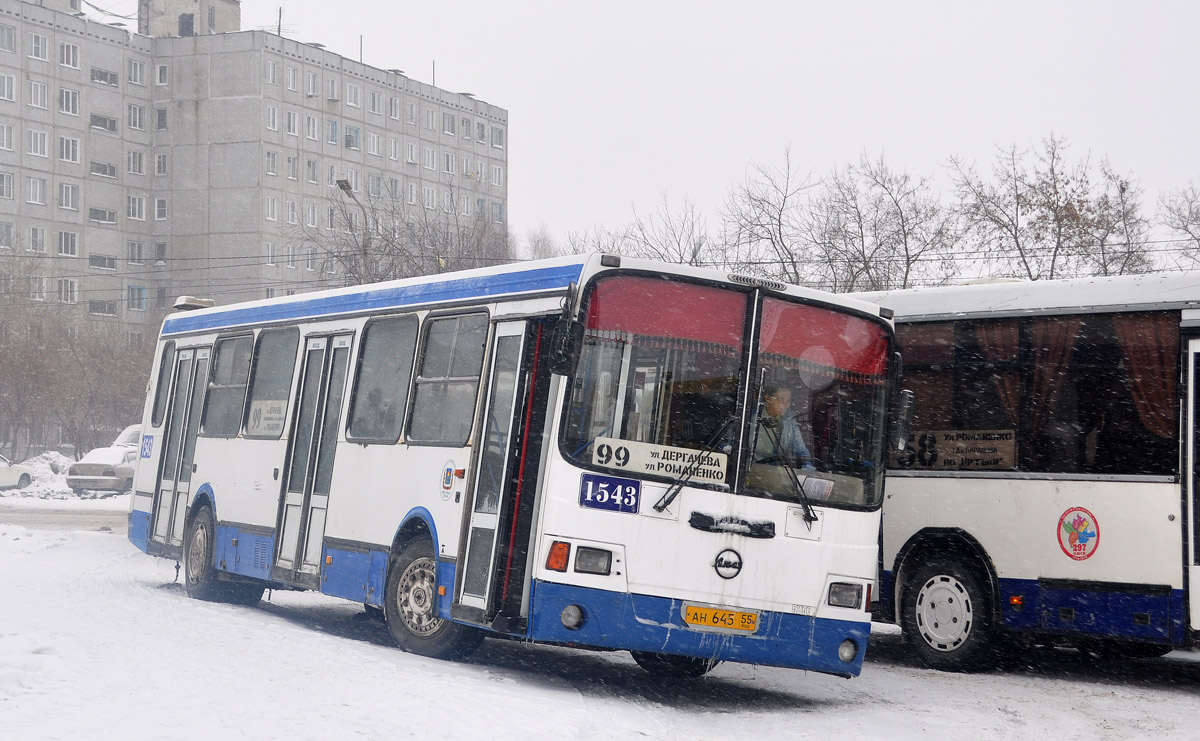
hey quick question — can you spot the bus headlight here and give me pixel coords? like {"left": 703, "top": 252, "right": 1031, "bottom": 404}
{"left": 838, "top": 639, "right": 859, "bottom": 663}
{"left": 561, "top": 604, "right": 585, "bottom": 630}
{"left": 828, "top": 582, "right": 864, "bottom": 609}
{"left": 574, "top": 547, "right": 612, "bottom": 575}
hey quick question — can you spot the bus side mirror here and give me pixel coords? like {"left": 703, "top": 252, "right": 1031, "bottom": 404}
{"left": 548, "top": 319, "right": 584, "bottom": 376}
{"left": 891, "top": 389, "right": 915, "bottom": 452}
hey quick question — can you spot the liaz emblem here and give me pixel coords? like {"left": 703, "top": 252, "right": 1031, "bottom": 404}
{"left": 714, "top": 548, "right": 743, "bottom": 579}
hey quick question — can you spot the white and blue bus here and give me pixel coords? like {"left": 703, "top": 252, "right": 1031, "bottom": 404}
{"left": 128, "top": 254, "right": 901, "bottom": 677}
{"left": 861, "top": 272, "right": 1200, "bottom": 669}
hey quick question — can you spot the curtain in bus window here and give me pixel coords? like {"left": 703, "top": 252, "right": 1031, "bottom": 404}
{"left": 894, "top": 323, "right": 954, "bottom": 430}
{"left": 974, "top": 319, "right": 1019, "bottom": 427}
{"left": 1112, "top": 312, "right": 1178, "bottom": 439}
{"left": 1029, "top": 316, "right": 1082, "bottom": 438}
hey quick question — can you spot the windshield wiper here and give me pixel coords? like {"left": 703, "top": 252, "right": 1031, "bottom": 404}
{"left": 652, "top": 415, "right": 736, "bottom": 513}
{"left": 755, "top": 421, "right": 819, "bottom": 527}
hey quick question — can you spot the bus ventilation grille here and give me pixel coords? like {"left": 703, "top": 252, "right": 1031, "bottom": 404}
{"left": 728, "top": 274, "right": 787, "bottom": 292}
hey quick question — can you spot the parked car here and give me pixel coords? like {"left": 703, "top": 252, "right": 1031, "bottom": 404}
{"left": 66, "top": 425, "right": 141, "bottom": 494}
{"left": 0, "top": 454, "right": 33, "bottom": 490}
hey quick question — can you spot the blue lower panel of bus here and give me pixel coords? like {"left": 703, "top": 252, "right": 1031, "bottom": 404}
{"left": 215, "top": 526, "right": 275, "bottom": 581}
{"left": 320, "top": 546, "right": 390, "bottom": 605}
{"left": 128, "top": 509, "right": 150, "bottom": 552}
{"left": 527, "top": 580, "right": 870, "bottom": 676}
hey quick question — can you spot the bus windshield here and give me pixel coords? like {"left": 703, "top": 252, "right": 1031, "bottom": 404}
{"left": 561, "top": 274, "right": 891, "bottom": 508}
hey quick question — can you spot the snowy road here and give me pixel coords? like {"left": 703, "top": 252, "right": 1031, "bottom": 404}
{"left": 2, "top": 511, "right": 1199, "bottom": 740}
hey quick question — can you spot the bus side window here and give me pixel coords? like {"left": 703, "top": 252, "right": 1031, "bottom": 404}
{"left": 347, "top": 315, "right": 418, "bottom": 443}
{"left": 244, "top": 328, "right": 300, "bottom": 439}
{"left": 407, "top": 313, "right": 488, "bottom": 445}
{"left": 150, "top": 340, "right": 175, "bottom": 427}
{"left": 201, "top": 335, "right": 254, "bottom": 437}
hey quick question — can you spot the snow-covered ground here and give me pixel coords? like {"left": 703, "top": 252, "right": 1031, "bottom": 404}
{"left": 2, "top": 477, "right": 1198, "bottom": 740}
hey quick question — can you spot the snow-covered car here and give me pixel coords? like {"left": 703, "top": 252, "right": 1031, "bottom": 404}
{"left": 0, "top": 454, "right": 33, "bottom": 490}
{"left": 66, "top": 425, "right": 141, "bottom": 494}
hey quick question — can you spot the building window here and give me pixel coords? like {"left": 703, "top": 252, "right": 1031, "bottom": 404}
{"left": 90, "top": 114, "right": 118, "bottom": 133}
{"left": 286, "top": 243, "right": 296, "bottom": 268}
{"left": 423, "top": 108, "right": 434, "bottom": 129}
{"left": 59, "top": 88, "right": 79, "bottom": 115}
{"left": 127, "top": 150, "right": 144, "bottom": 175}
{"left": 326, "top": 78, "right": 338, "bottom": 100}
{"left": 58, "top": 182, "right": 78, "bottom": 210}
{"left": 462, "top": 117, "right": 471, "bottom": 139}
{"left": 0, "top": 74, "right": 13, "bottom": 101}
{"left": 389, "top": 138, "right": 399, "bottom": 161}
{"left": 406, "top": 182, "right": 416, "bottom": 205}
{"left": 389, "top": 97, "right": 400, "bottom": 119}
{"left": 156, "top": 108, "right": 167, "bottom": 130}
{"left": 422, "top": 147, "right": 435, "bottom": 170}
{"left": 443, "top": 152, "right": 455, "bottom": 174}
{"left": 287, "top": 200, "right": 297, "bottom": 224}
{"left": 406, "top": 142, "right": 416, "bottom": 164}
{"left": 265, "top": 151, "right": 277, "bottom": 175}
{"left": 306, "top": 160, "right": 317, "bottom": 183}
{"left": 442, "top": 190, "right": 452, "bottom": 213}
{"left": 127, "top": 240, "right": 144, "bottom": 264}
{"left": 367, "top": 174, "right": 381, "bottom": 197}
{"left": 423, "top": 186, "right": 435, "bottom": 209}
{"left": 306, "top": 72, "right": 317, "bottom": 96}
{"left": 155, "top": 198, "right": 168, "bottom": 220}
{"left": 28, "top": 129, "right": 48, "bottom": 157}
{"left": 326, "top": 120, "right": 338, "bottom": 144}
{"left": 29, "top": 226, "right": 46, "bottom": 252}
{"left": 156, "top": 64, "right": 168, "bottom": 85}
{"left": 477, "top": 121, "right": 486, "bottom": 143}
{"left": 0, "top": 171, "right": 11, "bottom": 199}
{"left": 208, "top": 6, "right": 216, "bottom": 29}
{"left": 58, "top": 231, "right": 78, "bottom": 256}
{"left": 88, "top": 253, "right": 117, "bottom": 270}
{"left": 345, "top": 126, "right": 360, "bottom": 150}
{"left": 491, "top": 126, "right": 505, "bottom": 148}
{"left": 91, "top": 68, "right": 118, "bottom": 87}
{"left": 27, "top": 177, "right": 45, "bottom": 204}
{"left": 305, "top": 203, "right": 316, "bottom": 227}
{"left": 29, "top": 80, "right": 48, "bottom": 109}
{"left": 0, "top": 221, "right": 11, "bottom": 247}
{"left": 405, "top": 101, "right": 416, "bottom": 123}
{"left": 59, "top": 42, "right": 79, "bottom": 68}
{"left": 266, "top": 105, "right": 277, "bottom": 131}
{"left": 90, "top": 161, "right": 117, "bottom": 178}
{"left": 306, "top": 115, "right": 317, "bottom": 140}
{"left": 0, "top": 24, "right": 14, "bottom": 53}
{"left": 127, "top": 195, "right": 145, "bottom": 221}
{"left": 265, "top": 196, "right": 277, "bottom": 221}
{"left": 492, "top": 202, "right": 505, "bottom": 223}
{"left": 88, "top": 208, "right": 117, "bottom": 224}
{"left": 0, "top": 124, "right": 9, "bottom": 150}
{"left": 491, "top": 165, "right": 503, "bottom": 186}
{"left": 286, "top": 156, "right": 298, "bottom": 180}
{"left": 265, "top": 241, "right": 276, "bottom": 265}
{"left": 89, "top": 300, "right": 117, "bottom": 316}
{"left": 128, "top": 60, "right": 145, "bottom": 85}
{"left": 367, "top": 132, "right": 380, "bottom": 156}
{"left": 265, "top": 60, "right": 277, "bottom": 85}
{"left": 155, "top": 243, "right": 167, "bottom": 263}
{"left": 29, "top": 277, "right": 45, "bottom": 302}
{"left": 155, "top": 153, "right": 168, "bottom": 175}
{"left": 306, "top": 248, "right": 316, "bottom": 271}
{"left": 29, "top": 33, "right": 48, "bottom": 60}
{"left": 346, "top": 83, "right": 360, "bottom": 108}
{"left": 127, "top": 285, "right": 146, "bottom": 311}
{"left": 59, "top": 136, "right": 79, "bottom": 163}
{"left": 442, "top": 113, "right": 456, "bottom": 135}
{"left": 57, "top": 278, "right": 77, "bottom": 304}
{"left": 286, "top": 110, "right": 297, "bottom": 136}
{"left": 367, "top": 90, "right": 381, "bottom": 114}
{"left": 128, "top": 104, "right": 145, "bottom": 130}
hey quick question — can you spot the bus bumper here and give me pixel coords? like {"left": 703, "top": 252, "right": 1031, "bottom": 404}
{"left": 527, "top": 580, "right": 870, "bottom": 676}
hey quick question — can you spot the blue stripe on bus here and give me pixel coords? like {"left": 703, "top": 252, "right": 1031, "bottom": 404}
{"left": 526, "top": 580, "right": 870, "bottom": 676}
{"left": 162, "top": 263, "right": 585, "bottom": 336}
{"left": 881, "top": 570, "right": 1185, "bottom": 647}
{"left": 128, "top": 509, "right": 151, "bottom": 552}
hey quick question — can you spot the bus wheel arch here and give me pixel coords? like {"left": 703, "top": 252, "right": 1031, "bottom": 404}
{"left": 895, "top": 529, "right": 1000, "bottom": 671}
{"left": 383, "top": 538, "right": 483, "bottom": 660}
{"left": 181, "top": 496, "right": 263, "bottom": 606}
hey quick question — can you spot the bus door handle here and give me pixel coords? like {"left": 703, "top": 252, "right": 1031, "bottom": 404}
{"left": 688, "top": 511, "right": 776, "bottom": 539}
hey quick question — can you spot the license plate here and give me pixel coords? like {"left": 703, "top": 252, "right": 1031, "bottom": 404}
{"left": 682, "top": 604, "right": 758, "bottom": 632}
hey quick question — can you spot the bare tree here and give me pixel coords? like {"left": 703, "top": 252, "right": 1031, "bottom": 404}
{"left": 1080, "top": 164, "right": 1154, "bottom": 276}
{"left": 1159, "top": 181, "right": 1200, "bottom": 267}
{"left": 723, "top": 149, "right": 815, "bottom": 284}
{"left": 567, "top": 195, "right": 717, "bottom": 268}
{"left": 523, "top": 223, "right": 567, "bottom": 261}
{"left": 294, "top": 179, "right": 514, "bottom": 286}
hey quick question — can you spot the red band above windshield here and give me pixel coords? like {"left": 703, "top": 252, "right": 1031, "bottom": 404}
{"left": 585, "top": 276, "right": 746, "bottom": 348}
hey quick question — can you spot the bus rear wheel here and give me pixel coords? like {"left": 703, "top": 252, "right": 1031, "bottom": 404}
{"left": 901, "top": 558, "right": 995, "bottom": 671}
{"left": 630, "top": 651, "right": 719, "bottom": 677}
{"left": 384, "top": 540, "right": 482, "bottom": 660}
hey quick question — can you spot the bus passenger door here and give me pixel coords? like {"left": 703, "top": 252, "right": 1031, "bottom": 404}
{"left": 151, "top": 347, "right": 210, "bottom": 551}
{"left": 456, "top": 321, "right": 528, "bottom": 619}
{"left": 1188, "top": 339, "right": 1199, "bottom": 630}
{"left": 275, "top": 334, "right": 352, "bottom": 588}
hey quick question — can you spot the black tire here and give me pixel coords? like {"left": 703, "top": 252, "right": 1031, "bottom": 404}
{"left": 630, "top": 651, "right": 719, "bottom": 677}
{"left": 17, "top": 474, "right": 31, "bottom": 489}
{"left": 383, "top": 539, "right": 482, "bottom": 660}
{"left": 900, "top": 558, "right": 996, "bottom": 671}
{"left": 183, "top": 505, "right": 264, "bottom": 606}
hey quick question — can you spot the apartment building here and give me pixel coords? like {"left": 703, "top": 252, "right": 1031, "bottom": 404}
{"left": 0, "top": 0, "right": 509, "bottom": 339}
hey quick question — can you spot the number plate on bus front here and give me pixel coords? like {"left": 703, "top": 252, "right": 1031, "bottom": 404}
{"left": 579, "top": 473, "right": 640, "bottom": 514}
{"left": 682, "top": 604, "right": 758, "bottom": 632}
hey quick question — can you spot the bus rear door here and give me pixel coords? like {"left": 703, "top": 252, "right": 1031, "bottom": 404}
{"left": 1188, "top": 338, "right": 1200, "bottom": 631}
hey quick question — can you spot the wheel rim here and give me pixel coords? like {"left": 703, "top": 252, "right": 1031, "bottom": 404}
{"left": 186, "top": 520, "right": 209, "bottom": 586}
{"left": 914, "top": 574, "right": 973, "bottom": 651}
{"left": 396, "top": 556, "right": 442, "bottom": 636}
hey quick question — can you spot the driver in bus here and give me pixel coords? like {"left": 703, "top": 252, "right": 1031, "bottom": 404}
{"left": 756, "top": 384, "right": 816, "bottom": 470}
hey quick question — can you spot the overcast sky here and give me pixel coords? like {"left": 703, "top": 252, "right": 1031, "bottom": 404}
{"left": 151, "top": 2, "right": 1200, "bottom": 247}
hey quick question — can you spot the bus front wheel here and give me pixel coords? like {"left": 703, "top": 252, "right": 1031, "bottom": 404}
{"left": 901, "top": 558, "right": 995, "bottom": 671}
{"left": 384, "top": 540, "right": 482, "bottom": 660}
{"left": 182, "top": 505, "right": 264, "bottom": 606}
